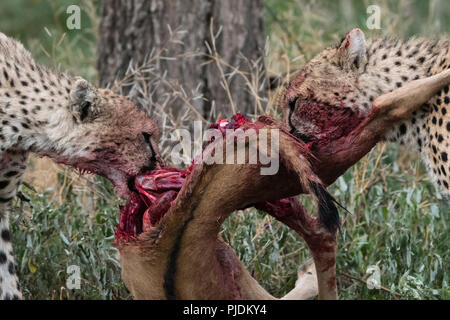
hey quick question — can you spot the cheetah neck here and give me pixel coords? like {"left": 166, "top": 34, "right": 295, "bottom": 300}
{"left": 0, "top": 60, "right": 77, "bottom": 159}
{"left": 357, "top": 38, "right": 448, "bottom": 150}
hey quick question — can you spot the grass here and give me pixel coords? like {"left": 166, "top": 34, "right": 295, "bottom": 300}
{"left": 11, "top": 182, "right": 129, "bottom": 299}
{"left": 3, "top": 0, "right": 449, "bottom": 299}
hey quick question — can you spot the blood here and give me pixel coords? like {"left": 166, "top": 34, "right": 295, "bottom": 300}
{"left": 115, "top": 169, "right": 187, "bottom": 241}
{"left": 209, "top": 113, "right": 251, "bottom": 132}
{"left": 115, "top": 113, "right": 335, "bottom": 250}
{"left": 116, "top": 195, "right": 146, "bottom": 241}
{"left": 115, "top": 113, "right": 253, "bottom": 241}
{"left": 344, "top": 39, "right": 350, "bottom": 48}
{"left": 142, "top": 190, "right": 178, "bottom": 231}
{"left": 294, "top": 99, "right": 365, "bottom": 144}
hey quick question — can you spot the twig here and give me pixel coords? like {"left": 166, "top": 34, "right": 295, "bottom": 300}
{"left": 248, "top": 239, "right": 275, "bottom": 265}
{"left": 340, "top": 271, "right": 402, "bottom": 298}
{"left": 191, "top": 50, "right": 267, "bottom": 115}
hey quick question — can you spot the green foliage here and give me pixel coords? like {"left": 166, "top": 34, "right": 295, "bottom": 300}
{"left": 0, "top": 0, "right": 99, "bottom": 82}
{"left": 332, "top": 146, "right": 449, "bottom": 299}
{"left": 10, "top": 183, "right": 130, "bottom": 299}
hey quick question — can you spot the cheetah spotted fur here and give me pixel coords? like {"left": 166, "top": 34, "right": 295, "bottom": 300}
{"left": 0, "top": 33, "right": 163, "bottom": 299}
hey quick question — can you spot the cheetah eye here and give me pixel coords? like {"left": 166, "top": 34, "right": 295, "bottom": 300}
{"left": 80, "top": 101, "right": 91, "bottom": 121}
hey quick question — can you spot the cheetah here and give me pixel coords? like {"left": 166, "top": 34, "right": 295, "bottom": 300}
{"left": 282, "top": 28, "right": 450, "bottom": 196}
{"left": 0, "top": 33, "right": 164, "bottom": 299}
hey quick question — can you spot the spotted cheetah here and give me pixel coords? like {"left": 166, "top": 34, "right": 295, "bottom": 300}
{"left": 283, "top": 28, "right": 450, "bottom": 196}
{"left": 0, "top": 33, "right": 164, "bottom": 299}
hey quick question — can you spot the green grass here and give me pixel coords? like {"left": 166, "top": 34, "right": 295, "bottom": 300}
{"left": 0, "top": 0, "right": 99, "bottom": 82}
{"left": 3, "top": 0, "right": 449, "bottom": 299}
{"left": 11, "top": 179, "right": 130, "bottom": 300}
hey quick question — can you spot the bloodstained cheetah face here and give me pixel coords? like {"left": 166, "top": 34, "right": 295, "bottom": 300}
{"left": 282, "top": 28, "right": 369, "bottom": 143}
{"left": 39, "top": 78, "right": 164, "bottom": 198}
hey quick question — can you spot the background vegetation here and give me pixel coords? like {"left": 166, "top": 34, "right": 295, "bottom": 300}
{"left": 0, "top": 0, "right": 448, "bottom": 299}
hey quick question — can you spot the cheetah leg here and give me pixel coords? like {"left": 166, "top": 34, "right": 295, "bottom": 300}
{"left": 0, "top": 151, "right": 28, "bottom": 300}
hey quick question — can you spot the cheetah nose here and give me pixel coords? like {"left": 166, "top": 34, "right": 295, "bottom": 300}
{"left": 140, "top": 153, "right": 165, "bottom": 173}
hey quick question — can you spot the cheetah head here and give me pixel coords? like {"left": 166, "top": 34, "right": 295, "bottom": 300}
{"left": 35, "top": 78, "right": 164, "bottom": 198}
{"left": 282, "top": 28, "right": 370, "bottom": 143}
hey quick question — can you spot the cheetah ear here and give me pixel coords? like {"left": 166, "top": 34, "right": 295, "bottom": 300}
{"left": 69, "top": 77, "right": 99, "bottom": 122}
{"left": 336, "top": 28, "right": 367, "bottom": 70}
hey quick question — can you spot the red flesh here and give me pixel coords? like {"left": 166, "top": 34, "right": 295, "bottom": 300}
{"left": 143, "top": 190, "right": 179, "bottom": 231}
{"left": 115, "top": 113, "right": 329, "bottom": 244}
{"left": 294, "top": 98, "right": 366, "bottom": 143}
{"left": 115, "top": 114, "right": 267, "bottom": 241}
{"left": 116, "top": 195, "right": 146, "bottom": 241}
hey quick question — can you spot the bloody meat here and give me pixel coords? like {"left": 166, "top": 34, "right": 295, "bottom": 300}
{"left": 115, "top": 113, "right": 330, "bottom": 241}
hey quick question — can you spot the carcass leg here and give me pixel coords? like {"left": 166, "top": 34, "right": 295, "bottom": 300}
{"left": 258, "top": 197, "right": 338, "bottom": 300}
{"left": 282, "top": 258, "right": 318, "bottom": 300}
